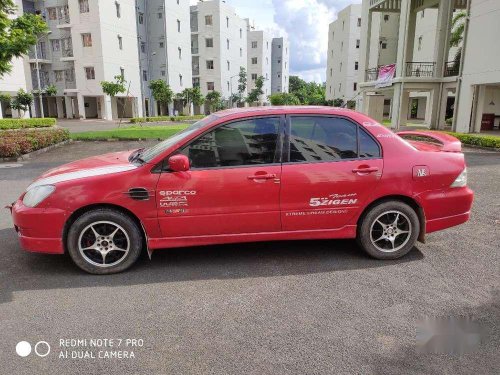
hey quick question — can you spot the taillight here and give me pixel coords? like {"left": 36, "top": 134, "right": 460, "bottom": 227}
{"left": 451, "top": 168, "right": 467, "bottom": 188}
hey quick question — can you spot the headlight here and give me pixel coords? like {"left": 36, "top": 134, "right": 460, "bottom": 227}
{"left": 450, "top": 168, "right": 467, "bottom": 188}
{"left": 23, "top": 185, "right": 56, "bottom": 207}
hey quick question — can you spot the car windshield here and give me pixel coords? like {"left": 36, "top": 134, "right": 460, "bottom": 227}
{"left": 139, "top": 115, "right": 218, "bottom": 163}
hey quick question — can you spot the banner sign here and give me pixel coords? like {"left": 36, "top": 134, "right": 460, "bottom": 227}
{"left": 375, "top": 64, "right": 396, "bottom": 88}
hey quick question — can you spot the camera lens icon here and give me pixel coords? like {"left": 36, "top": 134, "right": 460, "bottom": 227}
{"left": 16, "top": 341, "right": 50, "bottom": 357}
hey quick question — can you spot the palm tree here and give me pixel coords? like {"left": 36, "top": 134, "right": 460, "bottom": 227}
{"left": 450, "top": 11, "right": 466, "bottom": 69}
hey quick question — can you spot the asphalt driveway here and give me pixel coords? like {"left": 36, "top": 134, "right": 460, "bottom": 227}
{"left": 0, "top": 141, "right": 498, "bottom": 375}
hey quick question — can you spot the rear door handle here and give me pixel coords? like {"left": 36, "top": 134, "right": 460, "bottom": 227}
{"left": 247, "top": 173, "right": 276, "bottom": 180}
{"left": 352, "top": 167, "right": 379, "bottom": 174}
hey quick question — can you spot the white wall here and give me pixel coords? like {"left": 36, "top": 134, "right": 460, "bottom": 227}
{"left": 247, "top": 28, "right": 272, "bottom": 102}
{"left": 271, "top": 36, "right": 289, "bottom": 94}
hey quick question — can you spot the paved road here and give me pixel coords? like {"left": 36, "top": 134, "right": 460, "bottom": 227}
{"left": 0, "top": 142, "right": 498, "bottom": 375}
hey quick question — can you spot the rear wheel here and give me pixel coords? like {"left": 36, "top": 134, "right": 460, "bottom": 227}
{"left": 67, "top": 208, "right": 143, "bottom": 274}
{"left": 357, "top": 201, "right": 419, "bottom": 260}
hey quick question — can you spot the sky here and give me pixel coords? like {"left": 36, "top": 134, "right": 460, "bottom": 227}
{"left": 190, "top": 0, "right": 361, "bottom": 83}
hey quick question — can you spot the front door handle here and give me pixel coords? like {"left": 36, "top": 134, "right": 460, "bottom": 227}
{"left": 352, "top": 167, "right": 379, "bottom": 174}
{"left": 247, "top": 173, "right": 277, "bottom": 180}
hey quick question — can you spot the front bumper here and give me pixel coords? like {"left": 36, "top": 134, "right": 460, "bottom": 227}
{"left": 11, "top": 200, "right": 67, "bottom": 254}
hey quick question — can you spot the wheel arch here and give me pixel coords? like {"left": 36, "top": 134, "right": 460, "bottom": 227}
{"left": 357, "top": 195, "right": 426, "bottom": 243}
{"left": 62, "top": 203, "right": 148, "bottom": 253}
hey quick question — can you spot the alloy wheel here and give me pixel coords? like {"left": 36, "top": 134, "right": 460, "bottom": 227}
{"left": 369, "top": 210, "right": 412, "bottom": 253}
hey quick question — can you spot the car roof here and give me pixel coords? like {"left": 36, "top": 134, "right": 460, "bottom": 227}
{"left": 213, "top": 106, "right": 355, "bottom": 119}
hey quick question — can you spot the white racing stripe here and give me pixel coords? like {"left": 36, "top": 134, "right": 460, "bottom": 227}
{"left": 27, "top": 165, "right": 137, "bottom": 190}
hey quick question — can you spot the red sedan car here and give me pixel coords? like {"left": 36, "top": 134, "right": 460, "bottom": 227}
{"left": 10, "top": 107, "right": 473, "bottom": 274}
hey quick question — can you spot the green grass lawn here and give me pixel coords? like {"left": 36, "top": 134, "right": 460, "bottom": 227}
{"left": 70, "top": 125, "right": 188, "bottom": 141}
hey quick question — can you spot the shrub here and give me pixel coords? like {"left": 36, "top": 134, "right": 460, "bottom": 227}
{"left": 0, "top": 128, "right": 69, "bottom": 158}
{"left": 444, "top": 132, "right": 500, "bottom": 149}
{"left": 130, "top": 115, "right": 204, "bottom": 123}
{"left": 0, "top": 118, "right": 56, "bottom": 130}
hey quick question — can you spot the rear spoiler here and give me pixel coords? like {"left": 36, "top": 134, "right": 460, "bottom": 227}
{"left": 396, "top": 131, "right": 462, "bottom": 152}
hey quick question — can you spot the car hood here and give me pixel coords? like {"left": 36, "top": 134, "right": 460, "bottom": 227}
{"left": 27, "top": 151, "right": 138, "bottom": 190}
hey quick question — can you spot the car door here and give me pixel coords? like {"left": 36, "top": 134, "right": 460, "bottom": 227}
{"left": 155, "top": 115, "right": 284, "bottom": 238}
{"left": 280, "top": 115, "right": 383, "bottom": 231}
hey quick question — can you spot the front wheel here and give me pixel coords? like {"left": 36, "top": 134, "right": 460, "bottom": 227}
{"left": 67, "top": 208, "right": 143, "bottom": 274}
{"left": 357, "top": 201, "right": 420, "bottom": 260}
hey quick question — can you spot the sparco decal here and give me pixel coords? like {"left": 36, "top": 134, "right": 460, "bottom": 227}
{"left": 159, "top": 190, "right": 197, "bottom": 208}
{"left": 309, "top": 193, "right": 358, "bottom": 207}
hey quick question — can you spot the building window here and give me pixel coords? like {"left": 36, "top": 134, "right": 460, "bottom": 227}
{"left": 421, "top": 9, "right": 425, "bottom": 18}
{"left": 158, "top": 12, "right": 162, "bottom": 19}
{"left": 47, "top": 7, "right": 57, "bottom": 20}
{"left": 418, "top": 36, "right": 422, "bottom": 51}
{"left": 251, "top": 41, "right": 257, "bottom": 48}
{"left": 177, "top": 19, "right": 181, "bottom": 32}
{"left": 266, "top": 57, "right": 268, "bottom": 65}
{"left": 120, "top": 68, "right": 125, "bottom": 79}
{"left": 251, "top": 57, "right": 257, "bottom": 64}
{"left": 342, "top": 20, "right": 344, "bottom": 30}
{"left": 142, "top": 70, "right": 147, "bottom": 81}
{"left": 341, "top": 41, "right": 343, "bottom": 51}
{"left": 159, "top": 41, "right": 164, "bottom": 48}
{"left": 240, "top": 28, "right": 242, "bottom": 38}
{"left": 353, "top": 82, "right": 357, "bottom": 91}
{"left": 381, "top": 42, "right": 387, "bottom": 49}
{"left": 339, "top": 83, "right": 342, "bottom": 92}
{"left": 226, "top": 16, "right": 229, "bottom": 28}
{"left": 161, "top": 70, "right": 166, "bottom": 76}
{"left": 82, "top": 33, "right": 92, "bottom": 47}
{"left": 340, "top": 62, "right": 342, "bottom": 72}
{"left": 356, "top": 39, "right": 360, "bottom": 48}
{"left": 179, "top": 74, "right": 183, "bottom": 86}
{"left": 357, "top": 18, "right": 361, "bottom": 27}
{"left": 239, "top": 47, "right": 242, "bottom": 57}
{"left": 206, "top": 60, "right": 214, "bottom": 69}
{"left": 178, "top": 47, "right": 182, "bottom": 59}
{"left": 115, "top": 2, "right": 121, "bottom": 18}
{"left": 138, "top": 12, "right": 144, "bottom": 24}
{"left": 207, "top": 82, "right": 214, "bottom": 91}
{"left": 118, "top": 35, "right": 123, "bottom": 50}
{"left": 51, "top": 39, "right": 60, "bottom": 52}
{"left": 355, "top": 61, "right": 358, "bottom": 70}
{"left": 251, "top": 73, "right": 257, "bottom": 80}
{"left": 227, "top": 81, "right": 230, "bottom": 91}
{"left": 79, "top": 0, "right": 89, "bottom": 13}
{"left": 85, "top": 67, "right": 95, "bottom": 80}
{"left": 278, "top": 44, "right": 281, "bottom": 48}
{"left": 227, "top": 60, "right": 230, "bottom": 71}
{"left": 278, "top": 59, "right": 281, "bottom": 64}
{"left": 206, "top": 38, "right": 213, "bottom": 47}
{"left": 226, "top": 38, "right": 229, "bottom": 50}
{"left": 205, "top": 15, "right": 212, "bottom": 25}
{"left": 140, "top": 42, "right": 146, "bottom": 53}
{"left": 330, "top": 68, "right": 332, "bottom": 76}
{"left": 193, "top": 77, "right": 200, "bottom": 87}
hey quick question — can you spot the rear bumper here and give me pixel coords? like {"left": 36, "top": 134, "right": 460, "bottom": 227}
{"left": 11, "top": 200, "right": 66, "bottom": 254}
{"left": 426, "top": 211, "right": 470, "bottom": 233}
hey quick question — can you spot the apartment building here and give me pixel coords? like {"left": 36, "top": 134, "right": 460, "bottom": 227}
{"left": 21, "top": 0, "right": 143, "bottom": 120}
{"left": 358, "top": 0, "right": 467, "bottom": 130}
{"left": 246, "top": 23, "right": 273, "bottom": 103}
{"left": 271, "top": 36, "right": 289, "bottom": 94}
{"left": 190, "top": 0, "right": 248, "bottom": 113}
{"left": 325, "top": 4, "right": 362, "bottom": 107}
{"left": 136, "top": 0, "right": 192, "bottom": 116}
{"left": 0, "top": 0, "right": 29, "bottom": 119}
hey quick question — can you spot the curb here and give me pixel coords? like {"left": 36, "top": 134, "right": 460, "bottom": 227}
{"left": 0, "top": 140, "right": 73, "bottom": 162}
{"left": 72, "top": 138, "right": 162, "bottom": 142}
{"left": 462, "top": 144, "right": 500, "bottom": 152}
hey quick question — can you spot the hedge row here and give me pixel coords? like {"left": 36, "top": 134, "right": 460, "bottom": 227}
{"left": 130, "top": 115, "right": 205, "bottom": 123}
{"left": 444, "top": 132, "right": 500, "bottom": 149}
{"left": 0, "top": 128, "right": 69, "bottom": 158}
{"left": 0, "top": 118, "right": 56, "bottom": 130}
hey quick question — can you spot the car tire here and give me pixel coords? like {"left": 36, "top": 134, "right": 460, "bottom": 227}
{"left": 357, "top": 201, "right": 420, "bottom": 260}
{"left": 67, "top": 208, "right": 143, "bottom": 274}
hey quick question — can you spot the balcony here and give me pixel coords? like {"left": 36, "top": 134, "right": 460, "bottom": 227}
{"left": 444, "top": 61, "right": 459, "bottom": 77}
{"left": 405, "top": 62, "right": 435, "bottom": 77}
{"left": 365, "top": 67, "right": 380, "bottom": 82}
{"left": 28, "top": 45, "right": 51, "bottom": 63}
{"left": 31, "top": 71, "right": 51, "bottom": 91}
{"left": 191, "top": 47, "right": 199, "bottom": 54}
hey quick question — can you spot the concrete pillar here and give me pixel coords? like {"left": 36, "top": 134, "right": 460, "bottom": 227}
{"left": 395, "top": 0, "right": 412, "bottom": 78}
{"left": 391, "top": 84, "right": 409, "bottom": 128}
{"left": 364, "top": 93, "right": 385, "bottom": 123}
{"left": 437, "top": 89, "right": 450, "bottom": 129}
{"left": 77, "top": 93, "right": 86, "bottom": 119}
{"left": 454, "top": 81, "right": 474, "bottom": 133}
{"left": 168, "top": 102, "right": 174, "bottom": 116}
{"left": 472, "top": 85, "right": 486, "bottom": 133}
{"left": 64, "top": 96, "right": 74, "bottom": 118}
{"left": 425, "top": 92, "right": 433, "bottom": 125}
{"left": 405, "top": 10, "right": 417, "bottom": 64}
{"left": 103, "top": 96, "right": 113, "bottom": 120}
{"left": 56, "top": 97, "right": 64, "bottom": 118}
{"left": 429, "top": 86, "right": 442, "bottom": 129}
{"left": 434, "top": 0, "right": 454, "bottom": 78}
{"left": 362, "top": 9, "right": 373, "bottom": 73}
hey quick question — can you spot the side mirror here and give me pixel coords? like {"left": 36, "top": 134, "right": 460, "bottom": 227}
{"left": 168, "top": 154, "right": 190, "bottom": 172}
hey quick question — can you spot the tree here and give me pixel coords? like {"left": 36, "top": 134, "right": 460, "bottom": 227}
{"left": 236, "top": 66, "right": 247, "bottom": 105}
{"left": 177, "top": 87, "right": 205, "bottom": 114}
{"left": 268, "top": 92, "right": 300, "bottom": 106}
{"left": 288, "top": 75, "right": 326, "bottom": 105}
{"left": 191, "top": 87, "right": 205, "bottom": 107}
{"left": 148, "top": 79, "right": 173, "bottom": 114}
{"left": 44, "top": 84, "right": 57, "bottom": 96}
{"left": 205, "top": 91, "right": 222, "bottom": 113}
{"left": 0, "top": 0, "right": 48, "bottom": 77}
{"left": 101, "top": 75, "right": 127, "bottom": 120}
{"left": 10, "top": 89, "right": 33, "bottom": 117}
{"left": 247, "top": 75, "right": 264, "bottom": 105}
{"left": 450, "top": 11, "right": 466, "bottom": 70}
{"left": 332, "top": 98, "right": 344, "bottom": 107}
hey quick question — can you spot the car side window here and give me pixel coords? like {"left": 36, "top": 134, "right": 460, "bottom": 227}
{"left": 180, "top": 117, "right": 280, "bottom": 168}
{"left": 289, "top": 116, "right": 358, "bottom": 162}
{"left": 359, "top": 127, "right": 381, "bottom": 158}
